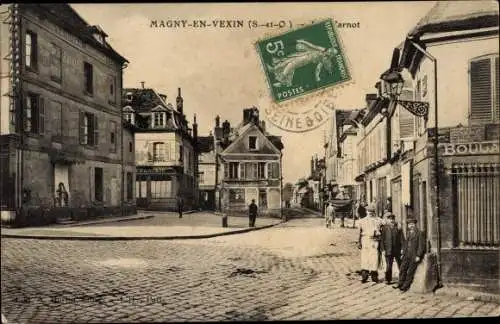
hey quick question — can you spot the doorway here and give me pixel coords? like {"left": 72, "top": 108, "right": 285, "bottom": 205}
{"left": 259, "top": 189, "right": 267, "bottom": 208}
{"left": 54, "top": 164, "right": 69, "bottom": 207}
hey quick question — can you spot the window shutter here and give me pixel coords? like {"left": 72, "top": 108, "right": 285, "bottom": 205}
{"left": 147, "top": 143, "right": 153, "bottom": 162}
{"left": 32, "top": 33, "right": 38, "bottom": 69}
{"left": 240, "top": 162, "right": 246, "bottom": 179}
{"left": 38, "top": 97, "right": 45, "bottom": 135}
{"left": 495, "top": 57, "right": 499, "bottom": 121}
{"left": 470, "top": 58, "right": 492, "bottom": 122}
{"left": 399, "top": 106, "right": 415, "bottom": 139}
{"left": 79, "top": 111, "right": 85, "bottom": 144}
{"left": 93, "top": 114, "right": 99, "bottom": 146}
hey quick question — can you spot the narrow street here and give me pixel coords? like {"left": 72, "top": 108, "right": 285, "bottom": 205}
{"left": 1, "top": 211, "right": 498, "bottom": 322}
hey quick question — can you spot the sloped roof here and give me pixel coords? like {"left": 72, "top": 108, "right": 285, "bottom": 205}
{"left": 122, "top": 88, "right": 169, "bottom": 113}
{"left": 35, "top": 4, "right": 128, "bottom": 64}
{"left": 408, "top": 1, "right": 499, "bottom": 38}
{"left": 266, "top": 135, "right": 284, "bottom": 151}
{"left": 336, "top": 109, "right": 354, "bottom": 130}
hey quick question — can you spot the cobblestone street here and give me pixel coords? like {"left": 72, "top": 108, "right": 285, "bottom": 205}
{"left": 1, "top": 216, "right": 499, "bottom": 323}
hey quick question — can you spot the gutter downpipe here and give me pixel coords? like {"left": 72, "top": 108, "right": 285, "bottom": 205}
{"left": 120, "top": 62, "right": 127, "bottom": 217}
{"left": 409, "top": 39, "right": 443, "bottom": 292}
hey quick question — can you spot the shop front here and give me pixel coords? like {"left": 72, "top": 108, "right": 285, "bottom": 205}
{"left": 435, "top": 140, "right": 499, "bottom": 292}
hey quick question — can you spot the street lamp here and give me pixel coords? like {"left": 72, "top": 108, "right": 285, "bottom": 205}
{"left": 379, "top": 47, "right": 443, "bottom": 292}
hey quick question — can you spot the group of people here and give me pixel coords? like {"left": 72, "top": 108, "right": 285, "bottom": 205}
{"left": 357, "top": 203, "right": 427, "bottom": 292}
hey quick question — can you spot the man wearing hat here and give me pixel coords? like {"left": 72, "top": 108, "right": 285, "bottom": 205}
{"left": 394, "top": 216, "right": 426, "bottom": 292}
{"left": 357, "top": 203, "right": 383, "bottom": 283}
{"left": 380, "top": 212, "right": 404, "bottom": 284}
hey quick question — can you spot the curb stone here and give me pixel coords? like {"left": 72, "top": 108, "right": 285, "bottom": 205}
{"left": 0, "top": 221, "right": 284, "bottom": 241}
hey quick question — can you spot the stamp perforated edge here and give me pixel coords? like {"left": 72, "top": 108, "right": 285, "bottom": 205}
{"left": 253, "top": 17, "right": 356, "bottom": 110}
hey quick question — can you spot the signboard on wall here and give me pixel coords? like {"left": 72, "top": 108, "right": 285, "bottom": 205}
{"left": 439, "top": 141, "right": 499, "bottom": 156}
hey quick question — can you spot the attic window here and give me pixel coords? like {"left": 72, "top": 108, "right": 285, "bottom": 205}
{"left": 249, "top": 136, "right": 258, "bottom": 150}
{"left": 126, "top": 92, "right": 133, "bottom": 102}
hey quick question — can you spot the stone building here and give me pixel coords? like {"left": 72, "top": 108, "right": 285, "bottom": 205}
{"left": 0, "top": 4, "right": 134, "bottom": 225}
{"left": 215, "top": 108, "right": 284, "bottom": 216}
{"left": 197, "top": 133, "right": 216, "bottom": 210}
{"left": 392, "top": 2, "right": 499, "bottom": 292}
{"left": 352, "top": 2, "right": 499, "bottom": 292}
{"left": 123, "top": 86, "right": 198, "bottom": 211}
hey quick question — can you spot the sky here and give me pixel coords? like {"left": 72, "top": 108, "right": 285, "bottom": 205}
{"left": 71, "top": 2, "right": 435, "bottom": 184}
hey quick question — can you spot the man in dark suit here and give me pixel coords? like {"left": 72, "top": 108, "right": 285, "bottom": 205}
{"left": 380, "top": 213, "right": 404, "bottom": 284}
{"left": 249, "top": 199, "right": 258, "bottom": 227}
{"left": 177, "top": 194, "right": 184, "bottom": 219}
{"left": 394, "top": 217, "right": 426, "bottom": 292}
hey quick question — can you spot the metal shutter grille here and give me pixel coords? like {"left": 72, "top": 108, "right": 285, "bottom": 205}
{"left": 470, "top": 58, "right": 492, "bottom": 121}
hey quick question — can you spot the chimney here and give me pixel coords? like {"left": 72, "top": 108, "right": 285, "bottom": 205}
{"left": 365, "top": 93, "right": 378, "bottom": 107}
{"left": 243, "top": 109, "right": 252, "bottom": 125}
{"left": 222, "top": 120, "right": 231, "bottom": 140}
{"left": 193, "top": 114, "right": 198, "bottom": 140}
{"left": 243, "top": 107, "right": 260, "bottom": 126}
{"left": 176, "top": 87, "right": 183, "bottom": 114}
{"left": 311, "top": 156, "right": 314, "bottom": 175}
{"left": 214, "top": 116, "right": 223, "bottom": 140}
{"left": 260, "top": 120, "right": 266, "bottom": 133}
{"left": 140, "top": 81, "right": 145, "bottom": 89}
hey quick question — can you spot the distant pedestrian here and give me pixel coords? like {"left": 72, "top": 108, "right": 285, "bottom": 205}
{"left": 177, "top": 194, "right": 184, "bottom": 219}
{"left": 249, "top": 199, "right": 258, "bottom": 227}
{"left": 357, "top": 203, "right": 383, "bottom": 283}
{"left": 324, "top": 201, "right": 335, "bottom": 228}
{"left": 394, "top": 217, "right": 426, "bottom": 292}
{"left": 380, "top": 213, "right": 404, "bottom": 284}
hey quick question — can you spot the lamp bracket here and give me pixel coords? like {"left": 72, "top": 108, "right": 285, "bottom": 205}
{"left": 397, "top": 100, "right": 429, "bottom": 118}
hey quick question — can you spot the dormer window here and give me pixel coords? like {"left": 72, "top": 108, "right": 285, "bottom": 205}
{"left": 249, "top": 136, "right": 258, "bottom": 150}
{"left": 125, "top": 92, "right": 133, "bottom": 102}
{"left": 153, "top": 112, "right": 166, "bottom": 128}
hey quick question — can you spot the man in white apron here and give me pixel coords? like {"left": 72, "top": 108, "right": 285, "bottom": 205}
{"left": 357, "top": 203, "right": 383, "bottom": 283}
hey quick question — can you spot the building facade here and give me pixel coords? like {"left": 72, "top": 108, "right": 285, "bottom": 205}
{"left": 351, "top": 2, "right": 499, "bottom": 292}
{"left": 123, "top": 86, "right": 198, "bottom": 211}
{"left": 393, "top": 2, "right": 499, "bottom": 292}
{"left": 215, "top": 108, "right": 284, "bottom": 216}
{"left": 197, "top": 134, "right": 216, "bottom": 210}
{"left": 0, "top": 4, "right": 134, "bottom": 225}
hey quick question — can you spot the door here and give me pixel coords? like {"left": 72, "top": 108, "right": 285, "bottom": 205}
{"left": 259, "top": 189, "right": 267, "bottom": 208}
{"left": 54, "top": 164, "right": 69, "bottom": 206}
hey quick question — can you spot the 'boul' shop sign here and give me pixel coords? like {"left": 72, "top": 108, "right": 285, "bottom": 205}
{"left": 439, "top": 141, "right": 499, "bottom": 156}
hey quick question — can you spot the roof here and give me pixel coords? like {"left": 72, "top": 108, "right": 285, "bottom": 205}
{"left": 408, "top": 1, "right": 499, "bottom": 38}
{"left": 336, "top": 110, "right": 354, "bottom": 130}
{"left": 197, "top": 136, "right": 214, "bottom": 153}
{"left": 34, "top": 4, "right": 128, "bottom": 64}
{"left": 123, "top": 88, "right": 167, "bottom": 113}
{"left": 266, "top": 135, "right": 284, "bottom": 151}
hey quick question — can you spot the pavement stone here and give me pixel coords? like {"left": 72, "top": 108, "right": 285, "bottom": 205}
{"left": 1, "top": 215, "right": 498, "bottom": 323}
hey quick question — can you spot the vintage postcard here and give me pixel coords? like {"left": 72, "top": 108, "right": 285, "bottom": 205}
{"left": 0, "top": 2, "right": 499, "bottom": 323}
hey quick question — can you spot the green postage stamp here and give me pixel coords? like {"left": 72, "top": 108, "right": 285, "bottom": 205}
{"left": 256, "top": 19, "right": 351, "bottom": 103}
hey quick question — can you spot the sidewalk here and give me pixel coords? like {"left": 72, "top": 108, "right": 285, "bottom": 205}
{"left": 0, "top": 211, "right": 283, "bottom": 240}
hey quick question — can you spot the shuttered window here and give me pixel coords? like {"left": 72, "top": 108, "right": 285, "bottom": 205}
{"left": 399, "top": 106, "right": 415, "bottom": 139}
{"left": 470, "top": 55, "right": 499, "bottom": 122}
{"left": 453, "top": 164, "right": 500, "bottom": 247}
